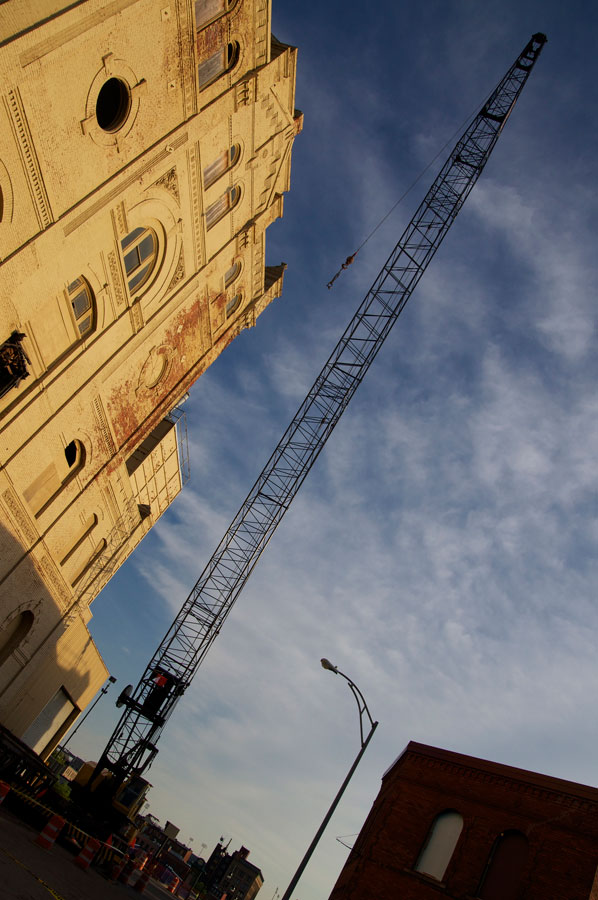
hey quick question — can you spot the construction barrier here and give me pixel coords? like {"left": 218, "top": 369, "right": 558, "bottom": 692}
{"left": 109, "top": 854, "right": 128, "bottom": 882}
{"left": 74, "top": 836, "right": 101, "bottom": 870}
{"left": 133, "top": 867, "right": 152, "bottom": 894}
{"left": 118, "top": 857, "right": 137, "bottom": 885}
{"left": 0, "top": 781, "right": 10, "bottom": 804}
{"left": 35, "top": 814, "right": 65, "bottom": 850}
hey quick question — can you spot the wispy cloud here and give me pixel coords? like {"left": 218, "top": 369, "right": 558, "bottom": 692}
{"left": 82, "top": 4, "right": 598, "bottom": 900}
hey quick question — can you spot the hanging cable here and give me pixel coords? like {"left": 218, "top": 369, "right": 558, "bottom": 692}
{"left": 327, "top": 104, "right": 484, "bottom": 289}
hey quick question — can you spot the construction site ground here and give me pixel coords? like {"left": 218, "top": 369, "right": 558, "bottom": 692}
{"left": 0, "top": 805, "right": 177, "bottom": 900}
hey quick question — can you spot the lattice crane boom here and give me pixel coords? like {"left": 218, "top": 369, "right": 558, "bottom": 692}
{"left": 96, "top": 33, "right": 547, "bottom": 783}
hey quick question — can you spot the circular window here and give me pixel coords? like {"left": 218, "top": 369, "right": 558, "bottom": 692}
{"left": 96, "top": 77, "right": 131, "bottom": 132}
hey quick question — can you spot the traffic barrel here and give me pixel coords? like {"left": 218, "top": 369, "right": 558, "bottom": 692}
{"left": 35, "top": 814, "right": 65, "bottom": 850}
{"left": 133, "top": 867, "right": 151, "bottom": 893}
{"left": 74, "top": 836, "right": 101, "bottom": 870}
{"left": 109, "top": 854, "right": 127, "bottom": 882}
{"left": 118, "top": 857, "right": 137, "bottom": 885}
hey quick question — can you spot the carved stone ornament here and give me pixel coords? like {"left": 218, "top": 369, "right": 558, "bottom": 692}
{"left": 166, "top": 245, "right": 185, "bottom": 295}
{"left": 154, "top": 167, "right": 180, "bottom": 204}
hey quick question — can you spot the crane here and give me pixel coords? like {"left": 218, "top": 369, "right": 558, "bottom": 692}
{"left": 93, "top": 32, "right": 547, "bottom": 791}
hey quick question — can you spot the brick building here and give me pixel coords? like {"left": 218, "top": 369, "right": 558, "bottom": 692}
{"left": 203, "top": 841, "right": 263, "bottom": 900}
{"left": 328, "top": 741, "right": 598, "bottom": 900}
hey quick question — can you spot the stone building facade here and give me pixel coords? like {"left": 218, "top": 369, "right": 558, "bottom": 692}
{"left": 0, "top": 0, "right": 301, "bottom": 757}
{"left": 328, "top": 741, "right": 598, "bottom": 900}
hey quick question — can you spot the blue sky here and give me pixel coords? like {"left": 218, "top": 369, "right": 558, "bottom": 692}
{"left": 69, "top": 2, "right": 598, "bottom": 897}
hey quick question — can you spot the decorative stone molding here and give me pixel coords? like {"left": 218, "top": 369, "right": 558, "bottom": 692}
{"left": 166, "top": 245, "right": 185, "bottom": 295}
{"left": 107, "top": 251, "right": 126, "bottom": 307}
{"left": 113, "top": 202, "right": 129, "bottom": 237}
{"left": 1, "top": 487, "right": 37, "bottom": 546}
{"left": 129, "top": 301, "right": 144, "bottom": 334}
{"left": 92, "top": 395, "right": 117, "bottom": 456}
{"left": 187, "top": 143, "right": 204, "bottom": 271}
{"left": 38, "top": 555, "right": 71, "bottom": 608}
{"left": 5, "top": 87, "right": 53, "bottom": 230}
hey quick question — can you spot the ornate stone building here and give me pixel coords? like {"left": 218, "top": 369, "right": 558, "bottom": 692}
{"left": 0, "top": 0, "right": 301, "bottom": 757}
{"left": 328, "top": 742, "right": 598, "bottom": 900}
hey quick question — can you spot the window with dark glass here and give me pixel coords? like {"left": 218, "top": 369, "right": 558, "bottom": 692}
{"left": 197, "top": 41, "right": 240, "bottom": 88}
{"left": 194, "top": 0, "right": 226, "bottom": 29}
{"left": 67, "top": 278, "right": 95, "bottom": 337}
{"left": 120, "top": 227, "right": 158, "bottom": 293}
{"left": 225, "top": 293, "right": 242, "bottom": 318}
{"left": 477, "top": 830, "right": 528, "bottom": 900}
{"left": 224, "top": 260, "right": 241, "bottom": 286}
{"left": 96, "top": 77, "right": 131, "bottom": 132}
{"left": 203, "top": 144, "right": 240, "bottom": 189}
{"left": 206, "top": 185, "right": 240, "bottom": 230}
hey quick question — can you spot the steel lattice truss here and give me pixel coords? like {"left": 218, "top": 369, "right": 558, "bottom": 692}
{"left": 97, "top": 33, "right": 546, "bottom": 781}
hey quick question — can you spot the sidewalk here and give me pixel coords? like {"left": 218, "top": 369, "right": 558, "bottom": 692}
{"left": 0, "top": 805, "right": 174, "bottom": 900}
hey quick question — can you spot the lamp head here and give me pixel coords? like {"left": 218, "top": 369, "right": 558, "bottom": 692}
{"left": 321, "top": 658, "right": 339, "bottom": 673}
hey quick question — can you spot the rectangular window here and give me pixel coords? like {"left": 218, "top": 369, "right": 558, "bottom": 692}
{"left": 203, "top": 150, "right": 229, "bottom": 189}
{"left": 198, "top": 47, "right": 226, "bottom": 87}
{"left": 195, "top": 0, "right": 225, "bottom": 28}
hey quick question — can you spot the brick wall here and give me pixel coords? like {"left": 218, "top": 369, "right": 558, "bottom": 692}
{"left": 329, "top": 742, "right": 598, "bottom": 900}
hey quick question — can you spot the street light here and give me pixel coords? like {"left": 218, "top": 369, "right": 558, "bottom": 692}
{"left": 280, "top": 660, "right": 378, "bottom": 900}
{"left": 62, "top": 675, "right": 117, "bottom": 749}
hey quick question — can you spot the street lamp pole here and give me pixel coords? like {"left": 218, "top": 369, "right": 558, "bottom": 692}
{"left": 280, "top": 660, "right": 378, "bottom": 900}
{"left": 62, "top": 675, "right": 117, "bottom": 749}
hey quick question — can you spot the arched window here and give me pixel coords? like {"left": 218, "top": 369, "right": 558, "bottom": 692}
{"left": 477, "top": 830, "right": 528, "bottom": 900}
{"left": 203, "top": 144, "right": 241, "bottom": 189}
{"left": 70, "top": 538, "right": 107, "bottom": 587}
{"left": 414, "top": 810, "right": 463, "bottom": 881}
{"left": 24, "top": 439, "right": 85, "bottom": 516}
{"left": 0, "top": 611, "right": 34, "bottom": 667}
{"left": 121, "top": 227, "right": 158, "bottom": 294}
{"left": 59, "top": 514, "right": 98, "bottom": 566}
{"left": 197, "top": 40, "right": 240, "bottom": 88}
{"left": 224, "top": 260, "right": 241, "bottom": 287}
{"left": 64, "top": 439, "right": 85, "bottom": 476}
{"left": 206, "top": 186, "right": 240, "bottom": 230}
{"left": 225, "top": 293, "right": 242, "bottom": 318}
{"left": 67, "top": 278, "right": 95, "bottom": 337}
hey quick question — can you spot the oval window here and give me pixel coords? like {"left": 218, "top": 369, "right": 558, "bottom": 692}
{"left": 96, "top": 77, "right": 131, "bottom": 132}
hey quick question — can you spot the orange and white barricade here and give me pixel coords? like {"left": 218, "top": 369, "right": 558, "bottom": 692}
{"left": 118, "top": 857, "right": 137, "bottom": 885}
{"left": 36, "top": 814, "right": 65, "bottom": 850}
{"left": 74, "top": 836, "right": 101, "bottom": 870}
